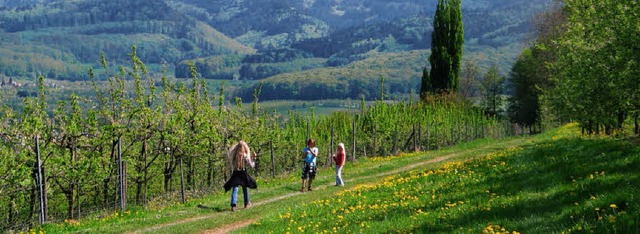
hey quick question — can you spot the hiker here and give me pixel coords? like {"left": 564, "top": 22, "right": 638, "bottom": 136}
{"left": 300, "top": 138, "right": 318, "bottom": 192}
{"left": 223, "top": 140, "right": 257, "bottom": 212}
{"left": 332, "top": 142, "right": 346, "bottom": 186}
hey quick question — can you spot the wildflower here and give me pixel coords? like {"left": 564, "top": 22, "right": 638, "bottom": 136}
{"left": 610, "top": 204, "right": 618, "bottom": 209}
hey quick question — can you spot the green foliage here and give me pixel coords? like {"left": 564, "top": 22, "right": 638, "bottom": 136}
{"left": 507, "top": 50, "right": 541, "bottom": 130}
{"left": 239, "top": 58, "right": 327, "bottom": 80}
{"left": 459, "top": 60, "right": 482, "bottom": 99}
{"left": 480, "top": 65, "right": 505, "bottom": 117}
{"left": 419, "top": 68, "right": 430, "bottom": 100}
{"left": 548, "top": 0, "right": 639, "bottom": 134}
{"left": 448, "top": 0, "right": 464, "bottom": 91}
{"left": 428, "top": 0, "right": 464, "bottom": 94}
{"left": 175, "top": 55, "right": 243, "bottom": 79}
{"left": 514, "top": 0, "right": 639, "bottom": 134}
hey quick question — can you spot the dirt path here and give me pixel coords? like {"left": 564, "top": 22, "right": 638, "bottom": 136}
{"left": 130, "top": 138, "right": 527, "bottom": 234}
{"left": 199, "top": 219, "right": 255, "bottom": 234}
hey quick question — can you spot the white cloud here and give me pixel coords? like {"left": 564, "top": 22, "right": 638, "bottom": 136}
{"left": 331, "top": 5, "right": 345, "bottom": 16}
{"left": 303, "top": 0, "right": 316, "bottom": 9}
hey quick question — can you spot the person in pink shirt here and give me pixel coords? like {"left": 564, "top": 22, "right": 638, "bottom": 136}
{"left": 332, "top": 143, "right": 346, "bottom": 186}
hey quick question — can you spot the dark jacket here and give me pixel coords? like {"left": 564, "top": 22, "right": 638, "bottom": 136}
{"left": 223, "top": 170, "right": 257, "bottom": 192}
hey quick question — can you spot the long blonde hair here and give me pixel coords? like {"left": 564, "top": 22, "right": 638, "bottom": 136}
{"left": 228, "top": 140, "right": 250, "bottom": 170}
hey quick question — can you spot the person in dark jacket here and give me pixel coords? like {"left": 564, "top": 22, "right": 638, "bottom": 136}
{"left": 223, "top": 140, "right": 257, "bottom": 211}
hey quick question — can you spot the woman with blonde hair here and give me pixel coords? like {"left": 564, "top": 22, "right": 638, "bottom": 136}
{"left": 223, "top": 140, "right": 257, "bottom": 211}
{"left": 332, "top": 143, "right": 346, "bottom": 186}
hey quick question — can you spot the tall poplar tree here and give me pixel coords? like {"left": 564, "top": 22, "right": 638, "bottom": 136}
{"left": 448, "top": 0, "right": 464, "bottom": 91}
{"left": 428, "top": 0, "right": 451, "bottom": 93}
{"left": 426, "top": 0, "right": 464, "bottom": 94}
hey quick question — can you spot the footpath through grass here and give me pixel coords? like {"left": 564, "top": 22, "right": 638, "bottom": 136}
{"left": 41, "top": 124, "right": 639, "bottom": 233}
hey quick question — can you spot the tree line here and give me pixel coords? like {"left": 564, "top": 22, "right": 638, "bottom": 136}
{"left": 507, "top": 0, "right": 639, "bottom": 134}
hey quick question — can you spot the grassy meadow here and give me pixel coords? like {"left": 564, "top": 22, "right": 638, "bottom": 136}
{"left": 246, "top": 124, "right": 639, "bottom": 233}
{"left": 35, "top": 123, "right": 639, "bottom": 233}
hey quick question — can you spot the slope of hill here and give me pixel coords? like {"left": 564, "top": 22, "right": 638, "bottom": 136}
{"left": 0, "top": 0, "right": 254, "bottom": 80}
{"left": 237, "top": 50, "right": 428, "bottom": 101}
{"left": 170, "top": 0, "right": 547, "bottom": 90}
{"left": 237, "top": 41, "right": 523, "bottom": 101}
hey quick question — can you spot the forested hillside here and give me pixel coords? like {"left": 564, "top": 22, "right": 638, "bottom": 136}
{"left": 0, "top": 0, "right": 547, "bottom": 99}
{"left": 0, "top": 0, "right": 255, "bottom": 80}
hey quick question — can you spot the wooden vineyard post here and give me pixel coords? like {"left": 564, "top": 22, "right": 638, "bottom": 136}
{"left": 417, "top": 123, "right": 422, "bottom": 152}
{"left": 363, "top": 145, "right": 367, "bottom": 158}
{"left": 351, "top": 118, "right": 356, "bottom": 162}
{"left": 179, "top": 157, "right": 186, "bottom": 204}
{"left": 392, "top": 122, "right": 398, "bottom": 155}
{"left": 413, "top": 124, "right": 418, "bottom": 152}
{"left": 426, "top": 125, "right": 430, "bottom": 151}
{"left": 329, "top": 125, "right": 334, "bottom": 167}
{"left": 122, "top": 162, "right": 127, "bottom": 210}
{"left": 35, "top": 135, "right": 47, "bottom": 225}
{"left": 117, "top": 137, "right": 126, "bottom": 212}
{"left": 373, "top": 122, "right": 377, "bottom": 157}
{"left": 270, "top": 140, "right": 276, "bottom": 178}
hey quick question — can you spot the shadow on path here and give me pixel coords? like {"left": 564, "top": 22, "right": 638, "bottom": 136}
{"left": 196, "top": 204, "right": 226, "bottom": 212}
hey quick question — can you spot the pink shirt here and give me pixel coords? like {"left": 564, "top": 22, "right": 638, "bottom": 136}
{"left": 334, "top": 151, "right": 345, "bottom": 167}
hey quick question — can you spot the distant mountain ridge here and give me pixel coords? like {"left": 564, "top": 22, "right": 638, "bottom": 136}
{"left": 0, "top": 0, "right": 254, "bottom": 80}
{"left": 0, "top": 0, "right": 550, "bottom": 99}
{"left": 0, "top": 0, "right": 50, "bottom": 8}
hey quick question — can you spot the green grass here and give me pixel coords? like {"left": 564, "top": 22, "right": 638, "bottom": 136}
{"left": 38, "top": 124, "right": 639, "bottom": 233}
{"left": 245, "top": 124, "right": 640, "bottom": 233}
